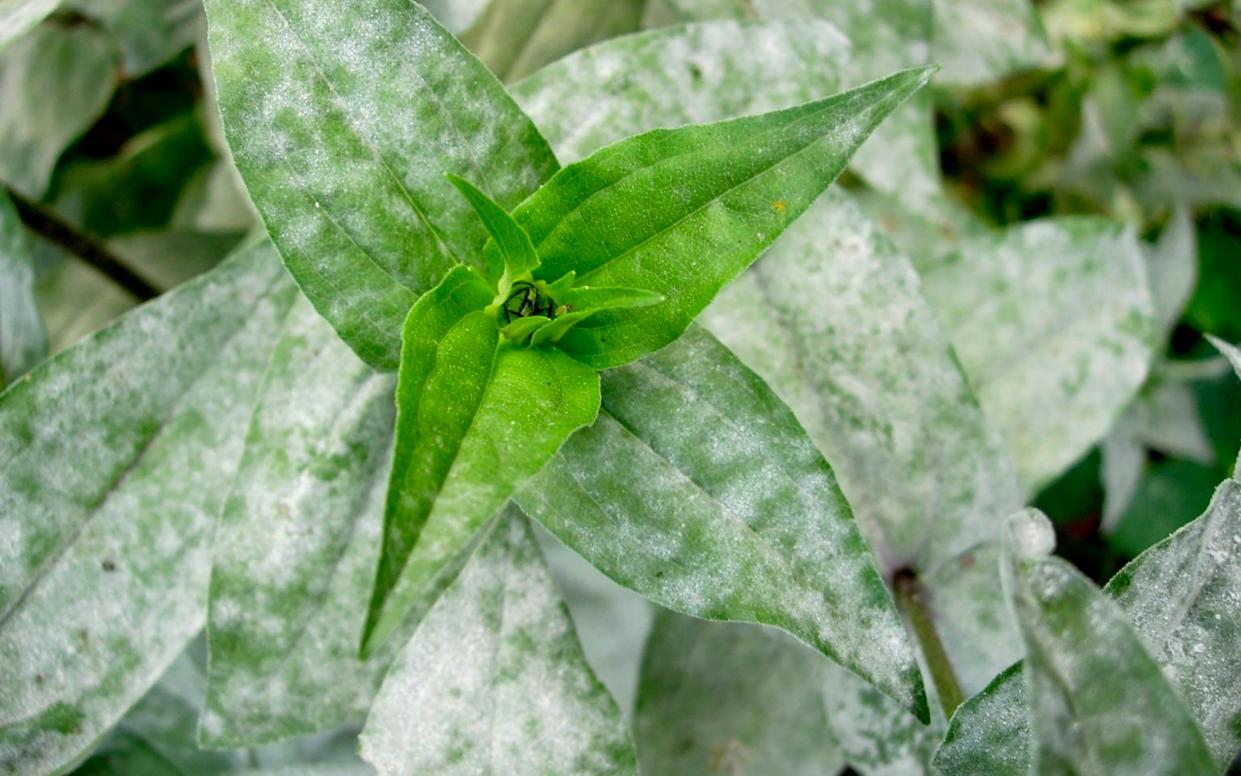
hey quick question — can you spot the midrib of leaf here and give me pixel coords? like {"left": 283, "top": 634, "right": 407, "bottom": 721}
{"left": 0, "top": 270, "right": 290, "bottom": 628}
{"left": 534, "top": 95, "right": 861, "bottom": 284}
{"left": 258, "top": 0, "right": 465, "bottom": 266}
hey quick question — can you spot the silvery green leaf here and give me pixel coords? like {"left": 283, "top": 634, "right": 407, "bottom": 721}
{"left": 461, "top": 0, "right": 645, "bottom": 84}
{"left": 0, "top": 0, "right": 58, "bottom": 52}
{"left": 0, "top": 22, "right": 117, "bottom": 198}
{"left": 0, "top": 190, "right": 45, "bottom": 387}
{"left": 360, "top": 506, "right": 636, "bottom": 776}
{"left": 520, "top": 324, "right": 929, "bottom": 720}
{"left": 1145, "top": 208, "right": 1198, "bottom": 339}
{"left": 819, "top": 660, "right": 941, "bottom": 776}
{"left": 635, "top": 613, "right": 845, "bottom": 776}
{"left": 418, "top": 0, "right": 490, "bottom": 34}
{"left": 69, "top": 0, "right": 201, "bottom": 77}
{"left": 1002, "top": 509, "right": 1215, "bottom": 775}
{"left": 930, "top": 0, "right": 1052, "bottom": 86}
{"left": 633, "top": 2, "right": 939, "bottom": 202}
{"left": 0, "top": 240, "right": 296, "bottom": 775}
{"left": 202, "top": 296, "right": 396, "bottom": 747}
{"left": 31, "top": 237, "right": 137, "bottom": 355}
{"left": 931, "top": 664, "right": 1027, "bottom": 776}
{"left": 204, "top": 0, "right": 557, "bottom": 369}
{"left": 916, "top": 218, "right": 1157, "bottom": 491}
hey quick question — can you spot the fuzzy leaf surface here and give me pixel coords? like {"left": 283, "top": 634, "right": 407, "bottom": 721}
{"left": 204, "top": 0, "right": 557, "bottom": 368}
{"left": 0, "top": 191, "right": 45, "bottom": 387}
{"left": 360, "top": 506, "right": 636, "bottom": 776}
{"left": 513, "top": 67, "right": 934, "bottom": 369}
{"left": 0, "top": 241, "right": 295, "bottom": 775}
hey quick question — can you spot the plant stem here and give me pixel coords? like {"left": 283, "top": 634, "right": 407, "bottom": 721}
{"left": 6, "top": 187, "right": 160, "bottom": 302}
{"left": 893, "top": 569, "right": 966, "bottom": 719}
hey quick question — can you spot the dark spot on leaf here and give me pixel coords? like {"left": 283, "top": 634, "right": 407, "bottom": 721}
{"left": 688, "top": 62, "right": 703, "bottom": 81}
{"left": 101, "top": 559, "right": 116, "bottom": 572}
{"left": 34, "top": 673, "right": 45, "bottom": 685}
{"left": 959, "top": 553, "right": 974, "bottom": 569}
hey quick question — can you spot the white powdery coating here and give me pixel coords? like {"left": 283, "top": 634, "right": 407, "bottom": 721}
{"left": 819, "top": 660, "right": 940, "bottom": 776}
{"left": 0, "top": 191, "right": 44, "bottom": 382}
{"left": 921, "top": 218, "right": 1157, "bottom": 491}
{"left": 0, "top": 0, "right": 59, "bottom": 50}
{"left": 929, "top": 0, "right": 1053, "bottom": 87}
{"left": 513, "top": 16, "right": 938, "bottom": 199}
{"left": 202, "top": 297, "right": 398, "bottom": 746}
{"left": 204, "top": 0, "right": 554, "bottom": 366}
{"left": 360, "top": 508, "right": 635, "bottom": 776}
{"left": 0, "top": 242, "right": 295, "bottom": 775}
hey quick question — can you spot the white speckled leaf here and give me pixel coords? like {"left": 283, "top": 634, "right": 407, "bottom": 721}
{"left": 202, "top": 296, "right": 398, "bottom": 747}
{"left": 633, "top": 1, "right": 939, "bottom": 202}
{"left": 0, "top": 191, "right": 45, "bottom": 388}
{"left": 1002, "top": 509, "right": 1215, "bottom": 775}
{"left": 519, "top": 324, "right": 928, "bottom": 721}
{"left": 937, "top": 478, "right": 1241, "bottom": 773}
{"left": 461, "top": 0, "right": 645, "bottom": 84}
{"left": 204, "top": 0, "right": 557, "bottom": 369}
{"left": 930, "top": 0, "right": 1052, "bottom": 86}
{"left": 0, "top": 0, "right": 58, "bottom": 52}
{"left": 1145, "top": 208, "right": 1198, "bottom": 339}
{"left": 360, "top": 506, "right": 636, "bottom": 776}
{"left": 0, "top": 240, "right": 296, "bottom": 776}
{"left": 634, "top": 613, "right": 844, "bottom": 776}
{"left": 819, "top": 660, "right": 941, "bottom": 776}
{"left": 917, "top": 218, "right": 1157, "bottom": 491}
{"left": 0, "top": 22, "right": 117, "bottom": 198}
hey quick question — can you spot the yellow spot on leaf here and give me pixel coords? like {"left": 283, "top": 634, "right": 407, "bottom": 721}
{"left": 772, "top": 200, "right": 787, "bottom": 213}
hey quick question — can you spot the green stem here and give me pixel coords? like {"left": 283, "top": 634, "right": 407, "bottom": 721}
{"left": 893, "top": 569, "right": 966, "bottom": 719}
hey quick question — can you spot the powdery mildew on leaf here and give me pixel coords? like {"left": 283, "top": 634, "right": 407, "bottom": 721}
{"left": 202, "top": 297, "right": 399, "bottom": 747}
{"left": 0, "top": 241, "right": 296, "bottom": 775}
{"left": 635, "top": 613, "right": 844, "bottom": 776}
{"left": 919, "top": 218, "right": 1157, "bottom": 491}
{"left": 0, "top": 191, "right": 45, "bottom": 387}
{"left": 638, "top": 0, "right": 939, "bottom": 203}
{"left": 1003, "top": 510, "right": 1215, "bottom": 775}
{"left": 204, "top": 0, "right": 557, "bottom": 368}
{"left": 520, "top": 326, "right": 926, "bottom": 718}
{"left": 360, "top": 507, "right": 636, "bottom": 776}
{"left": 930, "top": 0, "right": 1052, "bottom": 86}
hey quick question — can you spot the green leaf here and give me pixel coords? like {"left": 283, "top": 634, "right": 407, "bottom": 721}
{"left": 0, "top": 0, "right": 59, "bottom": 52}
{"left": 930, "top": 0, "right": 1051, "bottom": 87}
{"left": 68, "top": 0, "right": 201, "bottom": 77}
{"left": 518, "top": 324, "right": 928, "bottom": 720}
{"left": 1145, "top": 208, "right": 1198, "bottom": 340}
{"left": 204, "top": 0, "right": 557, "bottom": 369}
{"left": 1001, "top": 509, "right": 1215, "bottom": 775}
{"left": 446, "top": 173, "right": 539, "bottom": 286}
{"left": 0, "top": 240, "right": 296, "bottom": 775}
{"left": 364, "top": 276, "right": 601, "bottom": 655}
{"left": 634, "top": 3, "right": 939, "bottom": 203}
{"left": 460, "top": 0, "right": 645, "bottom": 84}
{"left": 557, "top": 286, "right": 662, "bottom": 311}
{"left": 360, "top": 505, "right": 636, "bottom": 776}
{"left": 635, "top": 613, "right": 844, "bottom": 776}
{"left": 512, "top": 66, "right": 933, "bottom": 369}
{"left": 910, "top": 216, "right": 1157, "bottom": 492}
{"left": 0, "top": 22, "right": 117, "bottom": 198}
{"left": 0, "top": 190, "right": 46, "bottom": 388}
{"left": 937, "top": 477, "right": 1241, "bottom": 773}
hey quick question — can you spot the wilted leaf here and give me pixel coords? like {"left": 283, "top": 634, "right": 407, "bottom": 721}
{"left": 0, "top": 190, "right": 46, "bottom": 387}
{"left": 0, "top": 240, "right": 296, "bottom": 775}
{"left": 204, "top": 0, "right": 557, "bottom": 369}
{"left": 360, "top": 506, "right": 636, "bottom": 776}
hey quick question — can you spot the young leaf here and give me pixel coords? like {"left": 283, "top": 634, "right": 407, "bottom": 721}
{"left": 364, "top": 277, "right": 601, "bottom": 654}
{"left": 635, "top": 613, "right": 845, "bottom": 776}
{"left": 1002, "top": 509, "right": 1215, "bottom": 775}
{"left": 558, "top": 286, "right": 662, "bottom": 311}
{"left": 360, "top": 506, "right": 637, "bottom": 776}
{"left": 446, "top": 173, "right": 540, "bottom": 286}
{"left": 0, "top": 190, "right": 46, "bottom": 388}
{"left": 518, "top": 325, "right": 928, "bottom": 720}
{"left": 204, "top": 0, "right": 557, "bottom": 368}
{"left": 0, "top": 241, "right": 296, "bottom": 776}
{"left": 512, "top": 66, "right": 935, "bottom": 369}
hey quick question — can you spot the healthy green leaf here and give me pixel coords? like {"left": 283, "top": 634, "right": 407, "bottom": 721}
{"left": 519, "top": 325, "right": 928, "bottom": 720}
{"left": 364, "top": 276, "right": 601, "bottom": 655}
{"left": 360, "top": 506, "right": 636, "bottom": 776}
{"left": 460, "top": 0, "right": 645, "bottom": 84}
{"left": 445, "top": 174, "right": 540, "bottom": 286}
{"left": 936, "top": 477, "right": 1241, "bottom": 773}
{"left": 0, "top": 240, "right": 296, "bottom": 775}
{"left": 930, "top": 0, "right": 1052, "bottom": 86}
{"left": 513, "top": 66, "right": 934, "bottom": 369}
{"left": 0, "top": 22, "right": 117, "bottom": 198}
{"left": 913, "top": 217, "right": 1157, "bottom": 492}
{"left": 634, "top": 613, "right": 844, "bottom": 776}
{"left": 637, "top": 1, "right": 938, "bottom": 204}
{"left": 1001, "top": 509, "right": 1215, "bottom": 775}
{"left": 0, "top": 0, "right": 59, "bottom": 52}
{"left": 0, "top": 190, "right": 45, "bottom": 388}
{"left": 204, "top": 0, "right": 557, "bottom": 368}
